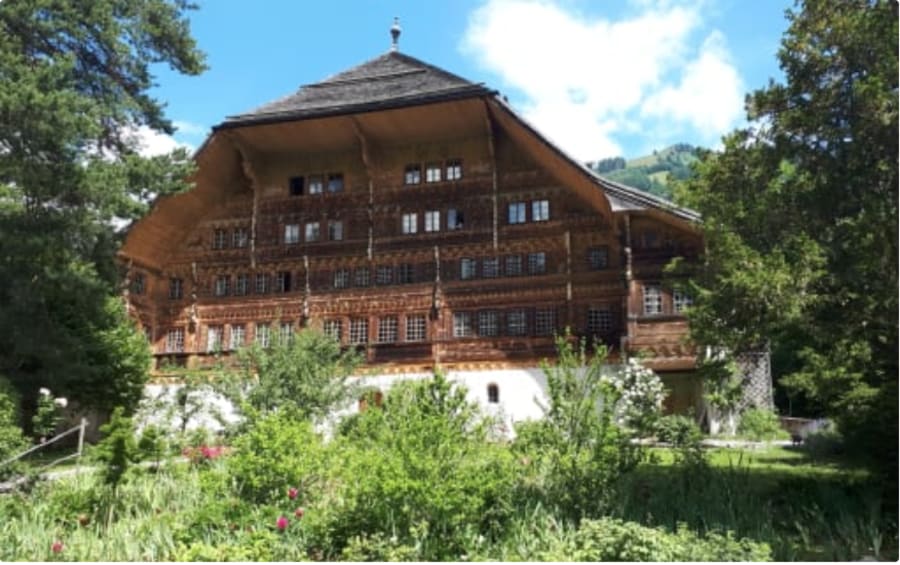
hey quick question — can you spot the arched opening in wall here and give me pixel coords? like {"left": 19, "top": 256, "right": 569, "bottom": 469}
{"left": 358, "top": 389, "right": 384, "bottom": 412}
{"left": 487, "top": 383, "right": 500, "bottom": 404}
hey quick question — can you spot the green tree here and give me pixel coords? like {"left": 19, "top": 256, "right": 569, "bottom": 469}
{"left": 0, "top": 1, "right": 205, "bottom": 412}
{"left": 674, "top": 0, "right": 897, "bottom": 476}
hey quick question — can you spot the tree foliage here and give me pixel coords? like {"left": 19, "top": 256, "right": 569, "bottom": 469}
{"left": 0, "top": 1, "right": 205, "bottom": 412}
{"left": 674, "top": 0, "right": 897, "bottom": 474}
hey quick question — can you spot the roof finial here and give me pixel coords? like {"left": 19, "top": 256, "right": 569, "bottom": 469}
{"left": 390, "top": 17, "right": 401, "bottom": 52}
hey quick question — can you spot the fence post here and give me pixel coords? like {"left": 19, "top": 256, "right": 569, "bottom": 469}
{"left": 76, "top": 418, "right": 87, "bottom": 469}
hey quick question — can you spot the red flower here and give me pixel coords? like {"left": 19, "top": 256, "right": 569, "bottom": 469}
{"left": 276, "top": 515, "right": 289, "bottom": 531}
{"left": 288, "top": 487, "right": 298, "bottom": 500}
{"left": 51, "top": 541, "right": 63, "bottom": 554}
{"left": 294, "top": 507, "right": 305, "bottom": 519}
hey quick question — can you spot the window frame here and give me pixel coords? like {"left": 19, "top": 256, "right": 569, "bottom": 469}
{"left": 377, "top": 316, "right": 398, "bottom": 344}
{"left": 308, "top": 175, "right": 324, "bottom": 195}
{"left": 214, "top": 275, "right": 230, "bottom": 297}
{"left": 229, "top": 324, "right": 245, "bottom": 350}
{"left": 328, "top": 220, "right": 343, "bottom": 241}
{"left": 507, "top": 309, "right": 527, "bottom": 336}
{"left": 445, "top": 159, "right": 463, "bottom": 181}
{"left": 255, "top": 323, "right": 270, "bottom": 348}
{"left": 508, "top": 202, "right": 527, "bottom": 224}
{"left": 425, "top": 162, "right": 442, "bottom": 183}
{"left": 349, "top": 318, "right": 369, "bottom": 345}
{"left": 165, "top": 328, "right": 185, "bottom": 353}
{"left": 169, "top": 277, "right": 183, "bottom": 300}
{"left": 232, "top": 228, "right": 249, "bottom": 249}
{"left": 453, "top": 311, "right": 473, "bottom": 338}
{"left": 324, "top": 319, "right": 342, "bottom": 342}
{"left": 460, "top": 258, "right": 477, "bottom": 280}
{"left": 535, "top": 308, "right": 556, "bottom": 336}
{"left": 333, "top": 268, "right": 350, "bottom": 289}
{"left": 527, "top": 252, "right": 547, "bottom": 275}
{"left": 405, "top": 314, "right": 427, "bottom": 342}
{"left": 643, "top": 284, "right": 663, "bottom": 316}
{"left": 424, "top": 210, "right": 440, "bottom": 233}
{"left": 284, "top": 223, "right": 300, "bottom": 245}
{"left": 404, "top": 164, "right": 421, "bottom": 185}
{"left": 447, "top": 208, "right": 464, "bottom": 230}
{"left": 478, "top": 310, "right": 499, "bottom": 337}
{"left": 401, "top": 212, "right": 418, "bottom": 235}
{"left": 327, "top": 173, "right": 344, "bottom": 193}
{"left": 305, "top": 221, "right": 320, "bottom": 242}
{"left": 206, "top": 325, "right": 223, "bottom": 352}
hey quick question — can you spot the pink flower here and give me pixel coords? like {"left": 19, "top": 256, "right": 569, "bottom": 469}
{"left": 276, "top": 515, "right": 288, "bottom": 531}
{"left": 294, "top": 507, "right": 305, "bottom": 519}
{"left": 51, "top": 540, "right": 63, "bottom": 554}
{"left": 288, "top": 487, "right": 298, "bottom": 500}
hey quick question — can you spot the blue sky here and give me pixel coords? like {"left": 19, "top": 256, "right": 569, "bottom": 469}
{"left": 146, "top": 0, "right": 794, "bottom": 161}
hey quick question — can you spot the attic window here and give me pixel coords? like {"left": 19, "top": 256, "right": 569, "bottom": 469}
{"left": 308, "top": 175, "right": 324, "bottom": 194}
{"left": 446, "top": 159, "right": 462, "bottom": 181}
{"left": 404, "top": 164, "right": 421, "bottom": 185}
{"left": 425, "top": 163, "right": 442, "bottom": 183}
{"left": 327, "top": 173, "right": 344, "bottom": 193}
{"left": 289, "top": 176, "right": 304, "bottom": 196}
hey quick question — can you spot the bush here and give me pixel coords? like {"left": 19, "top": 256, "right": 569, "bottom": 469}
{"left": 0, "top": 377, "right": 27, "bottom": 480}
{"left": 802, "top": 423, "right": 844, "bottom": 459}
{"left": 655, "top": 414, "right": 702, "bottom": 447}
{"left": 738, "top": 409, "right": 789, "bottom": 441}
{"left": 92, "top": 407, "right": 140, "bottom": 488}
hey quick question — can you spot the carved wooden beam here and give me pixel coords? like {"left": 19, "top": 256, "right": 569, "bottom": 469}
{"left": 350, "top": 117, "right": 376, "bottom": 261}
{"left": 481, "top": 100, "right": 500, "bottom": 251}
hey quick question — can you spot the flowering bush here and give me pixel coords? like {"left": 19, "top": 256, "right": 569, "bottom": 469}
{"left": 181, "top": 445, "right": 229, "bottom": 464}
{"left": 603, "top": 358, "right": 667, "bottom": 435}
{"left": 32, "top": 387, "right": 66, "bottom": 441}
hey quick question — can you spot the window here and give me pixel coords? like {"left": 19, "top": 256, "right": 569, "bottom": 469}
{"left": 214, "top": 275, "right": 230, "bottom": 297}
{"left": 482, "top": 257, "right": 499, "bottom": 278}
{"left": 328, "top": 220, "right": 343, "bottom": 241}
{"left": 284, "top": 224, "right": 300, "bottom": 244}
{"left": 275, "top": 271, "right": 292, "bottom": 293}
{"left": 447, "top": 208, "right": 464, "bottom": 230}
{"left": 255, "top": 273, "right": 270, "bottom": 294}
{"left": 397, "top": 263, "right": 415, "bottom": 284}
{"left": 453, "top": 312, "right": 473, "bottom": 338}
{"left": 487, "top": 383, "right": 499, "bottom": 404}
{"left": 350, "top": 318, "right": 368, "bottom": 344}
{"left": 535, "top": 308, "right": 556, "bottom": 336}
{"left": 234, "top": 274, "right": 249, "bottom": 296}
{"left": 130, "top": 273, "right": 145, "bottom": 295}
{"left": 305, "top": 221, "right": 320, "bottom": 242}
{"left": 377, "top": 316, "right": 398, "bottom": 343}
{"left": 213, "top": 228, "right": 228, "bottom": 250}
{"left": 165, "top": 328, "right": 184, "bottom": 353}
{"left": 507, "top": 309, "right": 526, "bottom": 336}
{"left": 478, "top": 310, "right": 499, "bottom": 337}
{"left": 532, "top": 199, "right": 550, "bottom": 222}
{"left": 233, "top": 228, "right": 249, "bottom": 248}
{"left": 327, "top": 173, "right": 343, "bottom": 193}
{"left": 643, "top": 284, "right": 662, "bottom": 315}
{"left": 505, "top": 255, "right": 522, "bottom": 276}
{"left": 255, "top": 323, "right": 270, "bottom": 347}
{"left": 308, "top": 175, "right": 324, "bottom": 195}
{"left": 527, "top": 252, "right": 546, "bottom": 275}
{"left": 406, "top": 315, "right": 426, "bottom": 342}
{"left": 354, "top": 267, "right": 370, "bottom": 287}
{"left": 587, "top": 308, "right": 612, "bottom": 335}
{"left": 169, "top": 277, "right": 183, "bottom": 299}
{"left": 289, "top": 175, "right": 304, "bottom": 196}
{"left": 230, "top": 325, "right": 245, "bottom": 350}
{"left": 324, "top": 319, "right": 342, "bottom": 342}
{"left": 376, "top": 265, "right": 393, "bottom": 286}
{"left": 674, "top": 289, "right": 693, "bottom": 313}
{"left": 424, "top": 210, "right": 440, "bottom": 232}
{"left": 404, "top": 164, "right": 421, "bottom": 185}
{"left": 425, "top": 163, "right": 441, "bottom": 183}
{"left": 588, "top": 246, "right": 609, "bottom": 270}
{"left": 460, "top": 258, "right": 477, "bottom": 280}
{"left": 206, "top": 325, "right": 223, "bottom": 352}
{"left": 401, "top": 213, "right": 417, "bottom": 235}
{"left": 508, "top": 202, "right": 526, "bottom": 224}
{"left": 333, "top": 269, "right": 350, "bottom": 289}
{"left": 279, "top": 322, "right": 293, "bottom": 344}
{"left": 446, "top": 159, "right": 462, "bottom": 181}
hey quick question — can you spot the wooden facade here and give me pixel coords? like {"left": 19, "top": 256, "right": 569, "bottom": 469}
{"left": 119, "top": 50, "right": 702, "bottom": 380}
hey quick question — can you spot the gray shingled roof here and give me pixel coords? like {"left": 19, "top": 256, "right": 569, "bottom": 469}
{"left": 218, "top": 51, "right": 493, "bottom": 129}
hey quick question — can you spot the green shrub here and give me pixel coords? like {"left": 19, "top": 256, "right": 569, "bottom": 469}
{"left": 738, "top": 409, "right": 789, "bottom": 441}
{"left": 0, "top": 377, "right": 27, "bottom": 480}
{"left": 92, "top": 407, "right": 140, "bottom": 488}
{"left": 655, "top": 414, "right": 702, "bottom": 446}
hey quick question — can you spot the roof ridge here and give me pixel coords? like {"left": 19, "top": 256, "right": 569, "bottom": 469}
{"left": 309, "top": 67, "right": 426, "bottom": 88}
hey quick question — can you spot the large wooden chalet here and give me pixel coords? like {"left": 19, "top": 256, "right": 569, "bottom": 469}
{"left": 120, "top": 38, "right": 704, "bottom": 414}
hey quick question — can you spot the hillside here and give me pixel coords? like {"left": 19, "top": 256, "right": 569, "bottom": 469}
{"left": 589, "top": 143, "right": 699, "bottom": 201}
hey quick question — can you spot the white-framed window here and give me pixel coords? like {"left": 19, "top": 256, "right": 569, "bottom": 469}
{"left": 425, "top": 163, "right": 441, "bottom": 183}
{"left": 279, "top": 322, "right": 293, "bottom": 344}
{"left": 233, "top": 228, "right": 249, "bottom": 248}
{"left": 446, "top": 159, "right": 462, "bottom": 181}
{"left": 643, "top": 284, "right": 663, "bottom": 315}
{"left": 229, "top": 324, "right": 245, "bottom": 350}
{"left": 333, "top": 269, "right": 350, "bottom": 289}
{"left": 234, "top": 274, "right": 249, "bottom": 296}
{"left": 376, "top": 265, "right": 393, "bottom": 286}
{"left": 324, "top": 319, "right": 342, "bottom": 342}
{"left": 165, "top": 328, "right": 184, "bottom": 353}
{"left": 354, "top": 267, "right": 370, "bottom": 287}
{"left": 327, "top": 173, "right": 343, "bottom": 193}
{"left": 453, "top": 311, "right": 473, "bottom": 338}
{"left": 169, "top": 277, "right": 183, "bottom": 299}
{"left": 527, "top": 252, "right": 546, "bottom": 275}
{"left": 214, "top": 275, "right": 230, "bottom": 297}
{"left": 447, "top": 208, "right": 464, "bottom": 230}
{"left": 377, "top": 316, "right": 398, "bottom": 343}
{"left": 588, "top": 246, "right": 609, "bottom": 270}
{"left": 350, "top": 318, "right": 368, "bottom": 344}
{"left": 674, "top": 289, "right": 694, "bottom": 313}
{"left": 397, "top": 263, "right": 414, "bottom": 284}
{"left": 487, "top": 383, "right": 499, "bottom": 404}
{"left": 213, "top": 228, "right": 228, "bottom": 250}
{"left": 284, "top": 223, "right": 300, "bottom": 244}
{"left": 424, "top": 210, "right": 440, "bottom": 232}
{"left": 404, "top": 164, "right": 421, "bottom": 185}
{"left": 275, "top": 271, "right": 291, "bottom": 293}
{"left": 305, "top": 222, "right": 320, "bottom": 242}
{"left": 206, "top": 325, "right": 223, "bottom": 352}
{"left": 308, "top": 175, "right": 324, "bottom": 195}
{"left": 405, "top": 315, "right": 426, "bottom": 342}
{"left": 482, "top": 257, "right": 499, "bottom": 278}
{"left": 507, "top": 309, "right": 526, "bottom": 336}
{"left": 255, "top": 273, "right": 269, "bottom": 294}
{"left": 401, "top": 213, "right": 418, "bottom": 235}
{"left": 508, "top": 202, "right": 526, "bottom": 224}
{"left": 532, "top": 199, "right": 550, "bottom": 222}
{"left": 587, "top": 308, "right": 612, "bottom": 334}
{"left": 535, "top": 308, "right": 556, "bottom": 336}
{"left": 460, "top": 258, "right": 477, "bottom": 280}
{"left": 255, "top": 323, "right": 270, "bottom": 347}
{"left": 505, "top": 255, "right": 522, "bottom": 276}
{"left": 478, "top": 310, "right": 499, "bottom": 337}
{"left": 328, "top": 220, "right": 343, "bottom": 241}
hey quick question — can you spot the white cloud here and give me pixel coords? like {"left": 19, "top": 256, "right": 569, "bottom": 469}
{"left": 127, "top": 125, "right": 195, "bottom": 157}
{"left": 461, "top": 0, "right": 744, "bottom": 160}
{"left": 172, "top": 120, "right": 209, "bottom": 138}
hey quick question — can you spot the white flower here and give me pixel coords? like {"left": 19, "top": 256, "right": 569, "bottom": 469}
{"left": 54, "top": 397, "right": 68, "bottom": 408}
{"left": 39, "top": 387, "right": 50, "bottom": 396}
